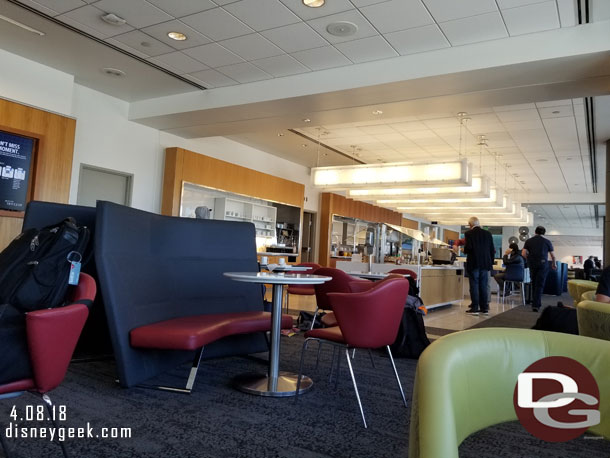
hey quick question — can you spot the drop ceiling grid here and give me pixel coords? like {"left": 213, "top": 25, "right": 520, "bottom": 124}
{"left": 16, "top": 0, "right": 571, "bottom": 88}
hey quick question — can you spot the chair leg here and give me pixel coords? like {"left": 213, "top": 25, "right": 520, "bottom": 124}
{"left": 285, "top": 289, "right": 290, "bottom": 314}
{"left": 328, "top": 346, "right": 337, "bottom": 382}
{"left": 295, "top": 338, "right": 314, "bottom": 402}
{"left": 386, "top": 346, "right": 407, "bottom": 407}
{"left": 521, "top": 282, "right": 526, "bottom": 306}
{"left": 345, "top": 348, "right": 367, "bottom": 428}
{"left": 310, "top": 307, "right": 319, "bottom": 330}
{"left": 334, "top": 350, "right": 342, "bottom": 390}
{"left": 42, "top": 393, "right": 69, "bottom": 458}
{"left": 367, "top": 349, "right": 376, "bottom": 369}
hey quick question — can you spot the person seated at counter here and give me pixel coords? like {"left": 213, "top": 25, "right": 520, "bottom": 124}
{"left": 594, "top": 265, "right": 610, "bottom": 303}
{"left": 493, "top": 243, "right": 525, "bottom": 296}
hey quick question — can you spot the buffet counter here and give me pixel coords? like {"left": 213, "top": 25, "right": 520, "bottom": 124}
{"left": 336, "top": 261, "right": 463, "bottom": 309}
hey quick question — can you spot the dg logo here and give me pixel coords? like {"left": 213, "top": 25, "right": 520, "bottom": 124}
{"left": 513, "top": 356, "right": 601, "bottom": 442}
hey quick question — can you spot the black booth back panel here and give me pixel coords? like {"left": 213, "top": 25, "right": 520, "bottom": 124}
{"left": 95, "top": 202, "right": 266, "bottom": 387}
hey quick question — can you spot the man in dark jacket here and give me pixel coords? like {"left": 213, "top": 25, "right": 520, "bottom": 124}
{"left": 522, "top": 225, "right": 556, "bottom": 312}
{"left": 464, "top": 216, "right": 496, "bottom": 316}
{"left": 584, "top": 256, "right": 595, "bottom": 280}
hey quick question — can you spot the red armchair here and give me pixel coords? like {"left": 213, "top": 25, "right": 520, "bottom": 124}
{"left": 311, "top": 268, "right": 370, "bottom": 329}
{"left": 296, "top": 277, "right": 410, "bottom": 427}
{"left": 0, "top": 273, "right": 96, "bottom": 458}
{"left": 285, "top": 263, "right": 321, "bottom": 313}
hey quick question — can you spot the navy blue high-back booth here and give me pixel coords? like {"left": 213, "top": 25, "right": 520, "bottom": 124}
{"left": 23, "top": 200, "right": 111, "bottom": 356}
{"left": 95, "top": 202, "right": 268, "bottom": 387}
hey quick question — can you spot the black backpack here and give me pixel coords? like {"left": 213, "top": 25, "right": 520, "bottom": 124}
{"left": 390, "top": 294, "right": 431, "bottom": 359}
{"left": 0, "top": 218, "right": 90, "bottom": 312}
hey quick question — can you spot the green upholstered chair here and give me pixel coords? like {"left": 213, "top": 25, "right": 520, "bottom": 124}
{"left": 577, "top": 300, "right": 610, "bottom": 341}
{"left": 409, "top": 328, "right": 610, "bottom": 458}
{"left": 581, "top": 290, "right": 596, "bottom": 302}
{"left": 568, "top": 279, "right": 598, "bottom": 303}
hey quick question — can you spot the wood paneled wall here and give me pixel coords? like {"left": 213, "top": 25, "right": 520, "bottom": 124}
{"left": 402, "top": 218, "right": 419, "bottom": 230}
{"left": 0, "top": 98, "right": 76, "bottom": 250}
{"left": 319, "top": 192, "right": 404, "bottom": 267}
{"left": 162, "top": 147, "right": 305, "bottom": 215}
{"left": 444, "top": 229, "right": 460, "bottom": 244}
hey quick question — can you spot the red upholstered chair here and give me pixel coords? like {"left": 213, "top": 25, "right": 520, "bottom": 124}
{"left": 296, "top": 277, "right": 410, "bottom": 427}
{"left": 285, "top": 263, "right": 321, "bottom": 313}
{"left": 0, "top": 273, "right": 95, "bottom": 458}
{"left": 388, "top": 268, "right": 418, "bottom": 281}
{"left": 311, "top": 268, "right": 370, "bottom": 329}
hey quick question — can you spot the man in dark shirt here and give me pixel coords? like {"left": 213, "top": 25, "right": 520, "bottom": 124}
{"left": 595, "top": 266, "right": 610, "bottom": 303}
{"left": 463, "top": 216, "right": 495, "bottom": 316}
{"left": 522, "top": 226, "right": 556, "bottom": 312}
{"left": 584, "top": 256, "right": 595, "bottom": 280}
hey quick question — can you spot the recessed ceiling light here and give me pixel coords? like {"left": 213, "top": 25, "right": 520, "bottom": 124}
{"left": 372, "top": 110, "right": 383, "bottom": 115}
{"left": 140, "top": 41, "right": 152, "bottom": 48}
{"left": 101, "top": 13, "right": 126, "bottom": 26}
{"left": 277, "top": 133, "right": 284, "bottom": 137}
{"left": 301, "top": 144, "right": 308, "bottom": 147}
{"left": 326, "top": 21, "right": 358, "bottom": 37}
{"left": 168, "top": 31, "right": 187, "bottom": 41}
{"left": 303, "top": 0, "right": 325, "bottom": 7}
{"left": 552, "top": 110, "right": 560, "bottom": 114}
{"left": 101, "top": 67, "right": 126, "bottom": 77}
{"left": 303, "top": 118, "right": 311, "bottom": 123}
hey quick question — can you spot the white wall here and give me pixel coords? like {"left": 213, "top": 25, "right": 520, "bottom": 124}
{"left": 0, "top": 49, "right": 74, "bottom": 116}
{"left": 555, "top": 246, "right": 604, "bottom": 268}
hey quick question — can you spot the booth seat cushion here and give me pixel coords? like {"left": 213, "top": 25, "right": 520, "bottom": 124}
{"left": 131, "top": 311, "right": 293, "bottom": 350}
{"left": 577, "top": 300, "right": 610, "bottom": 341}
{"left": 287, "top": 285, "right": 315, "bottom": 295}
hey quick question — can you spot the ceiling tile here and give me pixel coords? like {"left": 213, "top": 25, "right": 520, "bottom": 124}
{"left": 105, "top": 37, "right": 151, "bottom": 59}
{"left": 359, "top": 125, "right": 396, "bottom": 135}
{"left": 145, "top": 0, "right": 217, "bottom": 17}
{"left": 111, "top": 30, "right": 175, "bottom": 56}
{"left": 251, "top": 54, "right": 309, "bottom": 77}
{"left": 351, "top": 0, "right": 392, "bottom": 6}
{"left": 502, "top": 1, "right": 560, "bottom": 36}
{"left": 307, "top": 10, "right": 379, "bottom": 44}
{"left": 220, "top": 34, "right": 285, "bottom": 60}
{"left": 217, "top": 62, "right": 273, "bottom": 83}
{"left": 183, "top": 42, "right": 244, "bottom": 67}
{"left": 16, "top": 0, "right": 62, "bottom": 16}
{"left": 439, "top": 12, "right": 508, "bottom": 46}
{"left": 389, "top": 121, "right": 429, "bottom": 132}
{"left": 261, "top": 22, "right": 328, "bottom": 53}
{"left": 493, "top": 103, "right": 537, "bottom": 112}
{"left": 538, "top": 105, "right": 574, "bottom": 119}
{"left": 502, "top": 119, "right": 544, "bottom": 131}
{"left": 152, "top": 51, "right": 209, "bottom": 74}
{"left": 496, "top": 0, "right": 549, "bottom": 9}
{"left": 291, "top": 46, "right": 351, "bottom": 70}
{"left": 187, "top": 68, "right": 237, "bottom": 87}
{"left": 422, "top": 0, "right": 497, "bottom": 23}
{"left": 58, "top": 5, "right": 134, "bottom": 38}
{"left": 94, "top": 0, "right": 173, "bottom": 28}
{"left": 495, "top": 108, "right": 540, "bottom": 123}
{"left": 557, "top": 0, "right": 578, "bottom": 27}
{"left": 278, "top": 0, "right": 354, "bottom": 21}
{"left": 181, "top": 7, "right": 254, "bottom": 41}
{"left": 360, "top": 0, "right": 433, "bottom": 33}
{"left": 26, "top": 0, "right": 86, "bottom": 15}
{"left": 384, "top": 25, "right": 449, "bottom": 55}
{"left": 536, "top": 99, "right": 573, "bottom": 107}
{"left": 223, "top": 0, "right": 301, "bottom": 31}
{"left": 334, "top": 36, "right": 398, "bottom": 63}
{"left": 141, "top": 20, "right": 212, "bottom": 49}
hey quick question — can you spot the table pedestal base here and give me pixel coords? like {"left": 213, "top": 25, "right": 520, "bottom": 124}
{"left": 234, "top": 371, "right": 313, "bottom": 397}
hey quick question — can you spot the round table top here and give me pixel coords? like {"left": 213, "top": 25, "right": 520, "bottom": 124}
{"left": 224, "top": 272, "right": 332, "bottom": 285}
{"left": 260, "top": 265, "right": 311, "bottom": 272}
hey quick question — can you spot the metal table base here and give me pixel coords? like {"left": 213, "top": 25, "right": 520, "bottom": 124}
{"left": 234, "top": 371, "right": 313, "bottom": 397}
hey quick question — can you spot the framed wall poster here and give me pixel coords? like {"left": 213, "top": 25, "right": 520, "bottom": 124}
{"left": 0, "top": 130, "right": 36, "bottom": 211}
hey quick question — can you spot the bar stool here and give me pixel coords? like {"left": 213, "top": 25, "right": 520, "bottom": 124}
{"left": 501, "top": 266, "right": 527, "bottom": 306}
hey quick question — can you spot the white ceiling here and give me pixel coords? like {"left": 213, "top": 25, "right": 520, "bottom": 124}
{"left": 0, "top": 0, "right": 607, "bottom": 235}
{"left": 11, "top": 0, "right": 576, "bottom": 88}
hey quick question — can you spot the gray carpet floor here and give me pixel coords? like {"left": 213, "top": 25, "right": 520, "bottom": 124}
{"left": 1, "top": 329, "right": 609, "bottom": 458}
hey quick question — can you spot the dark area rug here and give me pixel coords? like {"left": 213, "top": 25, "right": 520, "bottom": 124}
{"left": 1, "top": 332, "right": 608, "bottom": 458}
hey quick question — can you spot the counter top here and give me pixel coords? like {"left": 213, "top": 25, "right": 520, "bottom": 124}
{"left": 257, "top": 252, "right": 298, "bottom": 257}
{"left": 419, "top": 265, "right": 463, "bottom": 270}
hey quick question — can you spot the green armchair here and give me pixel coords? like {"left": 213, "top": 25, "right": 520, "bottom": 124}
{"left": 577, "top": 300, "right": 610, "bottom": 341}
{"left": 568, "top": 279, "right": 598, "bottom": 303}
{"left": 409, "top": 328, "right": 610, "bottom": 458}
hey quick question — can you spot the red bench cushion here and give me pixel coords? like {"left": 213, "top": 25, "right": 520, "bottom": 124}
{"left": 130, "top": 311, "right": 293, "bottom": 351}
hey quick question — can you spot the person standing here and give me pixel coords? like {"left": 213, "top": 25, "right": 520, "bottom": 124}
{"left": 583, "top": 256, "right": 595, "bottom": 280}
{"left": 522, "top": 226, "right": 557, "bottom": 312}
{"left": 464, "top": 216, "right": 496, "bottom": 316}
{"left": 494, "top": 243, "right": 525, "bottom": 295}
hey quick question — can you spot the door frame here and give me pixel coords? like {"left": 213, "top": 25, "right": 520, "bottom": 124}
{"left": 77, "top": 164, "right": 133, "bottom": 207}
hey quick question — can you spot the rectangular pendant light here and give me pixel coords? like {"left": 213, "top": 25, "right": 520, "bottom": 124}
{"left": 380, "top": 188, "right": 504, "bottom": 208}
{"left": 434, "top": 210, "right": 533, "bottom": 227}
{"left": 312, "top": 159, "right": 471, "bottom": 190}
{"left": 347, "top": 176, "right": 490, "bottom": 201}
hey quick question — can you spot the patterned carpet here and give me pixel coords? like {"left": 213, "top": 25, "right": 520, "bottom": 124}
{"left": 1, "top": 329, "right": 608, "bottom": 457}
